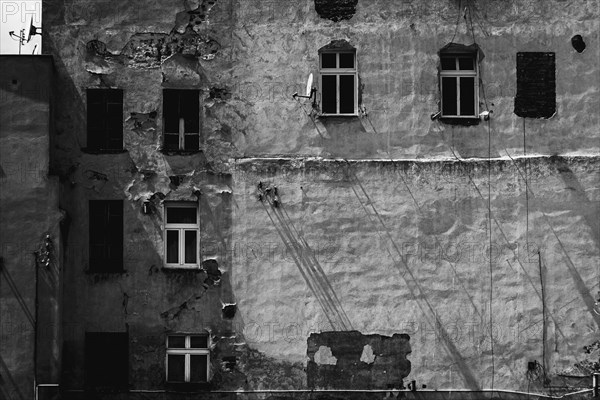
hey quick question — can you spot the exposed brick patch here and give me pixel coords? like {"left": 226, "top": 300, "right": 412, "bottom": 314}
{"left": 314, "top": 0, "right": 358, "bottom": 22}
{"left": 307, "top": 331, "right": 411, "bottom": 389}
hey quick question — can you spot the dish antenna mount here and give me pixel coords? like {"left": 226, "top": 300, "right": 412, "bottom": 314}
{"left": 292, "top": 73, "right": 316, "bottom": 106}
{"left": 27, "top": 17, "right": 42, "bottom": 43}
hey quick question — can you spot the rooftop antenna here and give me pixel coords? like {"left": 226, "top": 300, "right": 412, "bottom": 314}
{"left": 26, "top": 16, "right": 42, "bottom": 44}
{"left": 292, "top": 73, "right": 316, "bottom": 106}
{"left": 8, "top": 29, "right": 26, "bottom": 55}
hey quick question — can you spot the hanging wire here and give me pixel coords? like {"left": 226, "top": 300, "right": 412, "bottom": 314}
{"left": 487, "top": 117, "right": 495, "bottom": 391}
{"left": 450, "top": 0, "right": 463, "bottom": 44}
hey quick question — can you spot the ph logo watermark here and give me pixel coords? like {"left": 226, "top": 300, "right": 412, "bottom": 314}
{"left": 1, "top": 1, "right": 41, "bottom": 24}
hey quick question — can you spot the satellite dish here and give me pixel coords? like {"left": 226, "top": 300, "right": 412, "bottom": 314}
{"left": 306, "top": 73, "right": 313, "bottom": 97}
{"left": 292, "top": 73, "right": 316, "bottom": 101}
{"left": 26, "top": 17, "right": 42, "bottom": 43}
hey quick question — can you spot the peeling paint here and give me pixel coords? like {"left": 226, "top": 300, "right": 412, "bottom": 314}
{"left": 360, "top": 344, "right": 375, "bottom": 364}
{"left": 313, "top": 345, "right": 338, "bottom": 366}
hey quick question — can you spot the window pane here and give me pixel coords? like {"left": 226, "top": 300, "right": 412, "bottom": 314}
{"left": 167, "top": 207, "right": 196, "bottom": 224}
{"left": 321, "top": 53, "right": 336, "bottom": 68}
{"left": 459, "top": 77, "right": 475, "bottom": 116}
{"left": 339, "top": 75, "right": 355, "bottom": 114}
{"left": 339, "top": 53, "right": 354, "bottom": 68}
{"left": 184, "top": 230, "right": 197, "bottom": 264}
{"left": 321, "top": 75, "right": 337, "bottom": 114}
{"left": 458, "top": 57, "right": 474, "bottom": 70}
{"left": 167, "top": 354, "right": 185, "bottom": 382}
{"left": 184, "top": 133, "right": 199, "bottom": 151}
{"left": 163, "top": 90, "right": 179, "bottom": 133}
{"left": 190, "top": 335, "right": 208, "bottom": 348}
{"left": 190, "top": 355, "right": 208, "bottom": 382}
{"left": 442, "top": 77, "right": 457, "bottom": 116}
{"left": 168, "top": 336, "right": 186, "bottom": 348}
{"left": 163, "top": 133, "right": 179, "bottom": 150}
{"left": 180, "top": 91, "right": 200, "bottom": 133}
{"left": 166, "top": 230, "right": 179, "bottom": 264}
{"left": 441, "top": 57, "right": 456, "bottom": 70}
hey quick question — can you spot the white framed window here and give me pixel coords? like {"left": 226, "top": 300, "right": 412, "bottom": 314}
{"left": 439, "top": 53, "right": 479, "bottom": 118}
{"left": 319, "top": 50, "right": 358, "bottom": 116}
{"left": 166, "top": 334, "right": 210, "bottom": 383}
{"left": 164, "top": 202, "right": 199, "bottom": 268}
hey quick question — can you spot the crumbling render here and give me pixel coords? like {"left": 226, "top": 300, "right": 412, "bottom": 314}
{"left": 221, "top": 302, "right": 237, "bottom": 319}
{"left": 86, "top": 26, "right": 220, "bottom": 70}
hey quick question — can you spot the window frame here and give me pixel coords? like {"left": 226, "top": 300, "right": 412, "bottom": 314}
{"left": 165, "top": 334, "right": 210, "bottom": 383}
{"left": 319, "top": 50, "right": 358, "bottom": 116}
{"left": 162, "top": 89, "right": 200, "bottom": 152}
{"left": 86, "top": 88, "right": 124, "bottom": 152}
{"left": 163, "top": 202, "right": 199, "bottom": 268}
{"left": 439, "top": 53, "right": 479, "bottom": 119}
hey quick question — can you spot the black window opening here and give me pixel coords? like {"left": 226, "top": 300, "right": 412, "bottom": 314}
{"left": 166, "top": 334, "right": 210, "bottom": 383}
{"left": 163, "top": 89, "right": 200, "bottom": 151}
{"left": 89, "top": 200, "right": 124, "bottom": 272}
{"left": 87, "top": 89, "right": 123, "bottom": 151}
{"left": 319, "top": 51, "right": 357, "bottom": 115}
{"left": 514, "top": 52, "right": 556, "bottom": 118}
{"left": 440, "top": 54, "right": 478, "bottom": 118}
{"left": 85, "top": 332, "right": 129, "bottom": 390}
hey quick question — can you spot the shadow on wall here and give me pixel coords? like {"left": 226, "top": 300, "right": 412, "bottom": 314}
{"left": 319, "top": 117, "right": 381, "bottom": 158}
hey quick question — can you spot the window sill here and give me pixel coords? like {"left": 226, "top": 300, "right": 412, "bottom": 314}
{"left": 82, "top": 148, "right": 128, "bottom": 154}
{"left": 160, "top": 149, "right": 203, "bottom": 156}
{"left": 319, "top": 113, "right": 359, "bottom": 118}
{"left": 439, "top": 116, "right": 480, "bottom": 126}
{"left": 86, "top": 269, "right": 126, "bottom": 275}
{"left": 165, "top": 382, "right": 211, "bottom": 391}
{"left": 162, "top": 265, "right": 201, "bottom": 271}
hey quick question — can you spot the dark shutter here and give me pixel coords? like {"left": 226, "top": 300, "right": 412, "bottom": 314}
{"left": 87, "top": 90, "right": 105, "bottom": 150}
{"left": 514, "top": 52, "right": 556, "bottom": 118}
{"left": 85, "top": 332, "right": 129, "bottom": 389}
{"left": 86, "top": 89, "right": 123, "bottom": 151}
{"left": 89, "top": 200, "right": 123, "bottom": 272}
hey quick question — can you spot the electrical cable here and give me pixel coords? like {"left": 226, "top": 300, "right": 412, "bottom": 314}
{"left": 487, "top": 117, "right": 495, "bottom": 391}
{"left": 450, "top": 0, "right": 463, "bottom": 44}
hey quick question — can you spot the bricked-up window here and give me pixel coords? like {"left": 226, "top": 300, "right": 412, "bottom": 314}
{"left": 514, "top": 52, "right": 556, "bottom": 118}
{"left": 163, "top": 89, "right": 200, "bottom": 151}
{"left": 164, "top": 203, "right": 198, "bottom": 267}
{"left": 440, "top": 53, "right": 478, "bottom": 118}
{"left": 89, "top": 200, "right": 123, "bottom": 272}
{"left": 85, "top": 332, "right": 128, "bottom": 389}
{"left": 166, "top": 335, "right": 210, "bottom": 383}
{"left": 319, "top": 50, "right": 357, "bottom": 115}
{"left": 87, "top": 89, "right": 123, "bottom": 151}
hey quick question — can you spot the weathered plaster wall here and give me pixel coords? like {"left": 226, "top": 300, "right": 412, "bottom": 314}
{"left": 231, "top": 157, "right": 599, "bottom": 390}
{"left": 38, "top": 0, "right": 599, "bottom": 395}
{"left": 0, "top": 56, "right": 62, "bottom": 399}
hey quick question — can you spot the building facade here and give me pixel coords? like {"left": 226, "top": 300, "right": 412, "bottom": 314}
{"left": 1, "top": 0, "right": 599, "bottom": 399}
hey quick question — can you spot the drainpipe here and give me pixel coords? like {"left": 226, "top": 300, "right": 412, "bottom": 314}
{"left": 34, "top": 250, "right": 39, "bottom": 400}
{"left": 593, "top": 372, "right": 599, "bottom": 398}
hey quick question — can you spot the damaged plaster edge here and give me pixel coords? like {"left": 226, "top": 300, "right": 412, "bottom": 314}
{"left": 233, "top": 154, "right": 600, "bottom": 167}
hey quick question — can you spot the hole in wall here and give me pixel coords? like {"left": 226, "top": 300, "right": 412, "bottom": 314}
{"left": 571, "top": 35, "right": 586, "bottom": 53}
